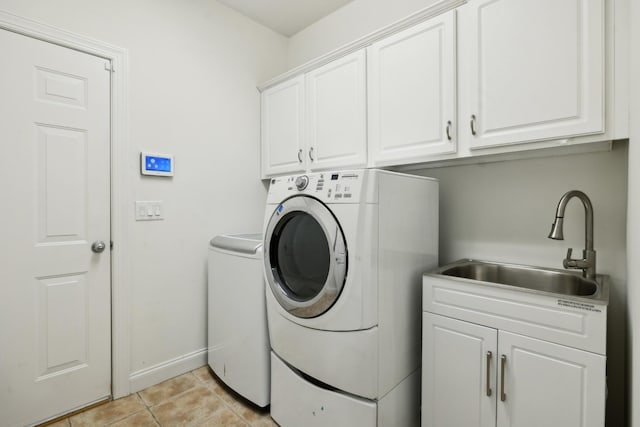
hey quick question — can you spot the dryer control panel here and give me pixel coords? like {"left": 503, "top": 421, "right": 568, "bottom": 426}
{"left": 266, "top": 170, "right": 376, "bottom": 204}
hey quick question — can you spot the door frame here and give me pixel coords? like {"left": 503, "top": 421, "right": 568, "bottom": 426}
{"left": 0, "top": 10, "right": 132, "bottom": 398}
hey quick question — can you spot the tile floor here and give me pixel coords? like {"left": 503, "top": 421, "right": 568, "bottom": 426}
{"left": 45, "top": 366, "right": 277, "bottom": 427}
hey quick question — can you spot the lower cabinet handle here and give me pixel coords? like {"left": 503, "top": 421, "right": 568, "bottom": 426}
{"left": 309, "top": 146, "right": 315, "bottom": 162}
{"left": 500, "top": 354, "right": 507, "bottom": 402}
{"left": 446, "top": 120, "right": 452, "bottom": 141}
{"left": 486, "top": 351, "right": 492, "bottom": 397}
{"left": 471, "top": 114, "right": 477, "bottom": 136}
{"left": 297, "top": 149, "right": 303, "bottom": 163}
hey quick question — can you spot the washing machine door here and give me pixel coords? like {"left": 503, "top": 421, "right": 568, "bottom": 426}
{"left": 264, "top": 196, "right": 347, "bottom": 318}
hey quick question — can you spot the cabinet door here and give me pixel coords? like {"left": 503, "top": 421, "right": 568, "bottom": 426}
{"left": 422, "top": 313, "right": 497, "bottom": 427}
{"left": 306, "top": 50, "right": 367, "bottom": 171}
{"left": 261, "top": 75, "right": 306, "bottom": 177}
{"left": 459, "top": 0, "right": 604, "bottom": 149}
{"left": 368, "top": 11, "right": 457, "bottom": 167}
{"left": 496, "top": 331, "right": 606, "bottom": 427}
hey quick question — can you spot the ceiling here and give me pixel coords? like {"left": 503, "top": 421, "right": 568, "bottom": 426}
{"left": 217, "top": 0, "right": 354, "bottom": 37}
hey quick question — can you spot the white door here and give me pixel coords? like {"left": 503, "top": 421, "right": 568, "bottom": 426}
{"left": 261, "top": 75, "right": 306, "bottom": 177}
{"left": 459, "top": 0, "right": 604, "bottom": 149}
{"left": 306, "top": 50, "right": 367, "bottom": 171}
{"left": 368, "top": 10, "right": 457, "bottom": 167}
{"left": 422, "top": 313, "right": 497, "bottom": 427}
{"left": 496, "top": 331, "right": 606, "bottom": 427}
{"left": 0, "top": 29, "right": 111, "bottom": 426}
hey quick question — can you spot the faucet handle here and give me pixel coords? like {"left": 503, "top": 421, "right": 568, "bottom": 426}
{"left": 563, "top": 248, "right": 577, "bottom": 269}
{"left": 566, "top": 248, "right": 573, "bottom": 259}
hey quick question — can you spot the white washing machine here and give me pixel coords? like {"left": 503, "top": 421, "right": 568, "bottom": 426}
{"left": 263, "top": 169, "right": 438, "bottom": 426}
{"left": 208, "top": 234, "right": 270, "bottom": 407}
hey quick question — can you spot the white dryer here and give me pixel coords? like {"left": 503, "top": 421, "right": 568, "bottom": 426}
{"left": 263, "top": 169, "right": 438, "bottom": 426}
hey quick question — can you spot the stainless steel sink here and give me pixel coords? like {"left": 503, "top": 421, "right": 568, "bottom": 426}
{"left": 435, "top": 259, "right": 608, "bottom": 302}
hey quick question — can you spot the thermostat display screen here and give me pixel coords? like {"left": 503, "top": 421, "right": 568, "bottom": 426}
{"left": 145, "top": 156, "right": 171, "bottom": 172}
{"left": 140, "top": 152, "right": 174, "bottom": 176}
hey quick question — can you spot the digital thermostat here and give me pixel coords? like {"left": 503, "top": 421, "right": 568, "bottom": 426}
{"left": 140, "top": 152, "right": 174, "bottom": 177}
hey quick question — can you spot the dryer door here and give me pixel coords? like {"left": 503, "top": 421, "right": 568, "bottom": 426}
{"left": 264, "top": 196, "right": 347, "bottom": 318}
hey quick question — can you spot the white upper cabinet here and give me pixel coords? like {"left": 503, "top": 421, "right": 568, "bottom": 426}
{"left": 459, "top": 0, "right": 604, "bottom": 149}
{"left": 368, "top": 11, "right": 457, "bottom": 167}
{"left": 261, "top": 50, "right": 367, "bottom": 177}
{"left": 306, "top": 50, "right": 367, "bottom": 171}
{"left": 260, "top": 0, "right": 622, "bottom": 173}
{"left": 261, "top": 75, "right": 306, "bottom": 176}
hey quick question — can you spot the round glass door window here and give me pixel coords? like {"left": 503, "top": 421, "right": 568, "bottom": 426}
{"left": 271, "top": 212, "right": 330, "bottom": 301}
{"left": 264, "top": 196, "right": 347, "bottom": 318}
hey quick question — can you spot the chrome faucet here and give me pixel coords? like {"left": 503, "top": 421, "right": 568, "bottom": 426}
{"left": 548, "top": 190, "right": 596, "bottom": 279}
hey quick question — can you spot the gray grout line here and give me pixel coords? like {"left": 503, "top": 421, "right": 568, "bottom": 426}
{"left": 144, "top": 370, "right": 242, "bottom": 427}
{"left": 190, "top": 367, "right": 258, "bottom": 427}
{"left": 192, "top": 370, "right": 246, "bottom": 423}
{"left": 70, "top": 395, "right": 143, "bottom": 427}
{"left": 134, "top": 392, "right": 163, "bottom": 426}
{"left": 139, "top": 373, "right": 204, "bottom": 408}
{"left": 147, "top": 407, "right": 162, "bottom": 427}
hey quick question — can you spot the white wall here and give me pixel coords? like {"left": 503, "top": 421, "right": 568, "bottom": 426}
{"left": 628, "top": 1, "right": 639, "bottom": 426}
{"left": 287, "top": 0, "right": 441, "bottom": 68}
{"left": 0, "top": 0, "right": 288, "bottom": 391}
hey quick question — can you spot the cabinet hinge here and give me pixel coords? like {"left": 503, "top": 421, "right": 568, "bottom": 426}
{"left": 104, "top": 62, "right": 115, "bottom": 72}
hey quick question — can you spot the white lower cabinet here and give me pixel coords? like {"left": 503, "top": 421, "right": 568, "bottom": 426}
{"left": 497, "top": 330, "right": 606, "bottom": 427}
{"left": 422, "top": 313, "right": 606, "bottom": 427}
{"left": 422, "top": 314, "right": 497, "bottom": 427}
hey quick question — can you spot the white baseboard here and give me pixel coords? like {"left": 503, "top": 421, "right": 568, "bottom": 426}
{"left": 129, "top": 348, "right": 208, "bottom": 393}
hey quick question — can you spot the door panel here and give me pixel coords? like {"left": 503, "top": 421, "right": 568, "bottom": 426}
{"left": 36, "top": 66, "right": 88, "bottom": 108}
{"left": 422, "top": 313, "right": 497, "bottom": 427}
{"left": 0, "top": 29, "right": 111, "bottom": 426}
{"left": 460, "top": 0, "right": 604, "bottom": 148}
{"left": 497, "top": 331, "right": 606, "bottom": 427}
{"left": 37, "top": 274, "right": 88, "bottom": 377}
{"left": 37, "top": 125, "right": 88, "bottom": 241}
{"left": 261, "top": 75, "right": 306, "bottom": 176}
{"left": 306, "top": 50, "right": 367, "bottom": 170}
{"left": 368, "top": 11, "right": 457, "bottom": 166}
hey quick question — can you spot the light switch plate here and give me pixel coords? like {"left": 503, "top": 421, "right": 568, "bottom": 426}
{"left": 135, "top": 201, "right": 164, "bottom": 221}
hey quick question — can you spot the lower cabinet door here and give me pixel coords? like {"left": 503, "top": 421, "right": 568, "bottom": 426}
{"left": 496, "top": 330, "right": 606, "bottom": 427}
{"left": 422, "top": 313, "right": 497, "bottom": 427}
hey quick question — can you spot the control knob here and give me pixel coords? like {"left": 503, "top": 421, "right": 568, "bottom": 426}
{"left": 295, "top": 175, "right": 309, "bottom": 191}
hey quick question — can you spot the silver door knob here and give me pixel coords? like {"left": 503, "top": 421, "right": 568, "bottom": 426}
{"left": 91, "top": 241, "right": 106, "bottom": 253}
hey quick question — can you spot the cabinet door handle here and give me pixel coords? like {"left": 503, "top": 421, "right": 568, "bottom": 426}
{"left": 297, "top": 149, "right": 303, "bottom": 163}
{"left": 470, "top": 115, "right": 477, "bottom": 136}
{"left": 500, "top": 354, "right": 507, "bottom": 402}
{"left": 446, "top": 120, "right": 452, "bottom": 141}
{"left": 309, "top": 146, "right": 315, "bottom": 162}
{"left": 486, "top": 351, "right": 493, "bottom": 397}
